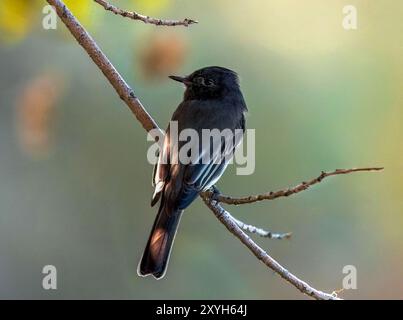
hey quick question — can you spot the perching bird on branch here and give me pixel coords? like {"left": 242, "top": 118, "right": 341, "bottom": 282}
{"left": 138, "top": 66, "right": 248, "bottom": 279}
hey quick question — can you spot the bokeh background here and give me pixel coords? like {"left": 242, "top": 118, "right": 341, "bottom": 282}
{"left": 0, "top": 0, "right": 402, "bottom": 299}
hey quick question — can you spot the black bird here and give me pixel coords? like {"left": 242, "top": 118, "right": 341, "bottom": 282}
{"left": 138, "top": 66, "right": 247, "bottom": 279}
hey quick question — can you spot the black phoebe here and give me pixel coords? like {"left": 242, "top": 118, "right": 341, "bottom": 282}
{"left": 138, "top": 66, "right": 247, "bottom": 279}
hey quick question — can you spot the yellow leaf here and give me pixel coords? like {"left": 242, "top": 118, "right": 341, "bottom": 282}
{"left": 0, "top": 0, "right": 36, "bottom": 43}
{"left": 130, "top": 0, "right": 169, "bottom": 15}
{"left": 63, "top": 0, "right": 93, "bottom": 26}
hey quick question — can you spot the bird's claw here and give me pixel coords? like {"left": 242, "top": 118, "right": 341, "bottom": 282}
{"left": 209, "top": 185, "right": 222, "bottom": 202}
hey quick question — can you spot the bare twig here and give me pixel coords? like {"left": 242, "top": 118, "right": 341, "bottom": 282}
{"left": 94, "top": 0, "right": 197, "bottom": 27}
{"left": 231, "top": 216, "right": 292, "bottom": 239}
{"left": 47, "top": 0, "right": 381, "bottom": 300}
{"left": 207, "top": 167, "right": 384, "bottom": 205}
{"left": 47, "top": 0, "right": 163, "bottom": 140}
{"left": 202, "top": 197, "right": 340, "bottom": 300}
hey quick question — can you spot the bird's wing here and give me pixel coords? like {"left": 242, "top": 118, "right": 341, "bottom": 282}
{"left": 151, "top": 101, "right": 189, "bottom": 207}
{"left": 151, "top": 125, "right": 171, "bottom": 206}
{"left": 177, "top": 163, "right": 229, "bottom": 210}
{"left": 153, "top": 99, "right": 246, "bottom": 210}
{"left": 176, "top": 129, "right": 243, "bottom": 210}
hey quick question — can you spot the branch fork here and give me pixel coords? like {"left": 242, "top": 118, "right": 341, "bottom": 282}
{"left": 47, "top": 0, "right": 383, "bottom": 300}
{"left": 94, "top": 0, "right": 198, "bottom": 27}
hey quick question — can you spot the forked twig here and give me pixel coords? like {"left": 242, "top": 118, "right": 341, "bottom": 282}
{"left": 231, "top": 216, "right": 292, "bottom": 239}
{"left": 94, "top": 0, "right": 197, "bottom": 27}
{"left": 206, "top": 168, "right": 384, "bottom": 205}
{"left": 47, "top": 0, "right": 382, "bottom": 300}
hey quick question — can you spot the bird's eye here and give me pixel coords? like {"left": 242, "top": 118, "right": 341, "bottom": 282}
{"left": 194, "top": 76, "right": 205, "bottom": 85}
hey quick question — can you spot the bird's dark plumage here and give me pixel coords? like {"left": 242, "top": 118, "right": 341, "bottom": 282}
{"left": 138, "top": 66, "right": 247, "bottom": 279}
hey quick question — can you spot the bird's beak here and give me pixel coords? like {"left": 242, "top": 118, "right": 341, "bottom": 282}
{"left": 169, "top": 75, "right": 192, "bottom": 86}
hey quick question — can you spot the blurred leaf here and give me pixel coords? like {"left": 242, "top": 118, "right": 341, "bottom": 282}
{"left": 16, "top": 71, "right": 65, "bottom": 158}
{"left": 138, "top": 31, "right": 187, "bottom": 80}
{"left": 0, "top": 0, "right": 37, "bottom": 43}
{"left": 130, "top": 0, "right": 169, "bottom": 15}
{"left": 64, "top": 0, "right": 93, "bottom": 26}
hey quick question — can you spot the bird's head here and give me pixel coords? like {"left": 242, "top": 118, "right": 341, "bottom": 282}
{"left": 169, "top": 66, "right": 240, "bottom": 100}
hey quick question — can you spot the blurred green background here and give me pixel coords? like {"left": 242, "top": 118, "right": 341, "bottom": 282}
{"left": 0, "top": 0, "right": 402, "bottom": 299}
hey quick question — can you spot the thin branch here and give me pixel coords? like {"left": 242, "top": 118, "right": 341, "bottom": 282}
{"left": 47, "top": 0, "right": 380, "bottom": 300}
{"left": 231, "top": 216, "right": 292, "bottom": 240}
{"left": 48, "top": 0, "right": 163, "bottom": 140}
{"left": 94, "top": 0, "right": 197, "bottom": 27}
{"left": 208, "top": 167, "right": 384, "bottom": 205}
{"left": 202, "top": 197, "right": 340, "bottom": 300}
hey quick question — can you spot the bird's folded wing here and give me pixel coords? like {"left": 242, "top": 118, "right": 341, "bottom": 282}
{"left": 177, "top": 134, "right": 239, "bottom": 210}
{"left": 151, "top": 130, "right": 170, "bottom": 206}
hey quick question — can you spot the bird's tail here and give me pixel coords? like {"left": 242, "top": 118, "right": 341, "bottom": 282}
{"left": 137, "top": 199, "right": 183, "bottom": 279}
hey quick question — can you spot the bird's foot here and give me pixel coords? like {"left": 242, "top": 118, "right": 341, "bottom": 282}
{"left": 209, "top": 185, "right": 222, "bottom": 202}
